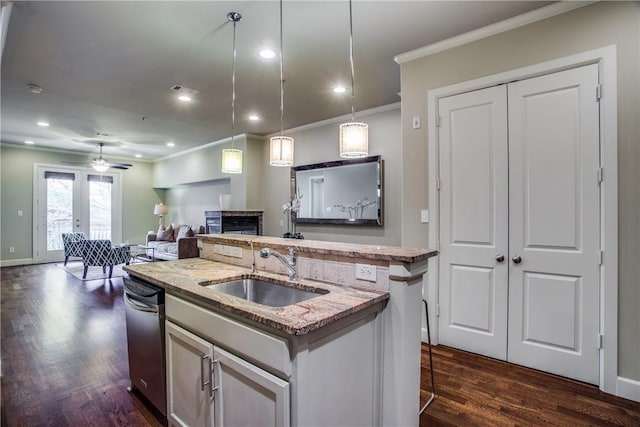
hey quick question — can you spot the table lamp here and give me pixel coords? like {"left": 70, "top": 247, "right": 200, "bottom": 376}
{"left": 154, "top": 203, "right": 168, "bottom": 227}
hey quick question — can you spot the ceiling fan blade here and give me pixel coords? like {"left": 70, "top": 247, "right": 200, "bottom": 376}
{"left": 110, "top": 162, "right": 133, "bottom": 167}
{"left": 109, "top": 165, "right": 130, "bottom": 170}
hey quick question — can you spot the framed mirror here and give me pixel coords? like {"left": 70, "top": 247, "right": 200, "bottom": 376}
{"left": 291, "top": 155, "right": 383, "bottom": 225}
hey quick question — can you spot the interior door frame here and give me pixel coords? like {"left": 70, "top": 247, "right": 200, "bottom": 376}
{"left": 32, "top": 163, "right": 123, "bottom": 263}
{"left": 426, "top": 45, "right": 618, "bottom": 394}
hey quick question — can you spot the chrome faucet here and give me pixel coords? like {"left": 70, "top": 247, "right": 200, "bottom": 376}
{"left": 260, "top": 247, "right": 298, "bottom": 281}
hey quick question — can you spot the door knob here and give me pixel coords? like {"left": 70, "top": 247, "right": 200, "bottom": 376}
{"left": 512, "top": 255, "right": 522, "bottom": 264}
{"left": 495, "top": 254, "right": 505, "bottom": 263}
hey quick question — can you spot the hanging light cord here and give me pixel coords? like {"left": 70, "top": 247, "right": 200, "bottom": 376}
{"left": 228, "top": 12, "right": 241, "bottom": 146}
{"left": 279, "top": 0, "right": 285, "bottom": 135}
{"left": 349, "top": 0, "right": 356, "bottom": 122}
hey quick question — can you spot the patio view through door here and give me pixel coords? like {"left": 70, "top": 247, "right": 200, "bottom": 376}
{"left": 34, "top": 165, "right": 122, "bottom": 263}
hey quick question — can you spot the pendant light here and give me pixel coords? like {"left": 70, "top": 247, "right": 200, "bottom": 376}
{"left": 339, "top": 0, "right": 368, "bottom": 158}
{"left": 221, "top": 12, "right": 243, "bottom": 174}
{"left": 269, "top": 0, "right": 294, "bottom": 166}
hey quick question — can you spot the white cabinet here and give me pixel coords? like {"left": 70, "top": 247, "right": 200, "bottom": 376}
{"left": 213, "top": 346, "right": 289, "bottom": 426}
{"left": 165, "top": 293, "right": 384, "bottom": 426}
{"left": 166, "top": 321, "right": 289, "bottom": 427}
{"left": 166, "top": 321, "right": 214, "bottom": 427}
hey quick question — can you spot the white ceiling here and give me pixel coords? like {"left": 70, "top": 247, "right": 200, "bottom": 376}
{"left": 1, "top": 1, "right": 554, "bottom": 161}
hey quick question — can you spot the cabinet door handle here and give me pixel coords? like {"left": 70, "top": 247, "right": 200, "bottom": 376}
{"left": 495, "top": 254, "right": 505, "bottom": 263}
{"left": 200, "top": 354, "right": 211, "bottom": 392}
{"left": 512, "top": 255, "right": 522, "bottom": 264}
{"left": 210, "top": 359, "right": 220, "bottom": 398}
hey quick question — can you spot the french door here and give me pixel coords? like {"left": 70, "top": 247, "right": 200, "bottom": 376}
{"left": 437, "top": 64, "right": 601, "bottom": 384}
{"left": 33, "top": 165, "right": 122, "bottom": 263}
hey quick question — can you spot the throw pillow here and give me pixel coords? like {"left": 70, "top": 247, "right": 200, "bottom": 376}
{"left": 157, "top": 224, "right": 174, "bottom": 241}
{"left": 176, "top": 225, "right": 194, "bottom": 240}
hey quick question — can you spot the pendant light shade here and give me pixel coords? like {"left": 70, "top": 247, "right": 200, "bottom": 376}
{"left": 269, "top": 0, "right": 294, "bottom": 167}
{"left": 339, "top": 122, "right": 368, "bottom": 158}
{"left": 221, "top": 148, "right": 243, "bottom": 174}
{"left": 339, "top": 0, "right": 368, "bottom": 159}
{"left": 221, "top": 11, "right": 243, "bottom": 174}
{"left": 269, "top": 136, "right": 294, "bottom": 166}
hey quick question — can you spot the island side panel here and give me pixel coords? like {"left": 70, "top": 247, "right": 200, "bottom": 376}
{"left": 383, "top": 259, "right": 428, "bottom": 426}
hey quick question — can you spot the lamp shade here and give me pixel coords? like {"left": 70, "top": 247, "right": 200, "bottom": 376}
{"left": 153, "top": 203, "right": 168, "bottom": 216}
{"left": 221, "top": 148, "right": 243, "bottom": 174}
{"left": 339, "top": 122, "right": 368, "bottom": 158}
{"left": 269, "top": 136, "right": 294, "bottom": 166}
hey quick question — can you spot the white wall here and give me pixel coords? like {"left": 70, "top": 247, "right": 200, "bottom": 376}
{"left": 164, "top": 180, "right": 231, "bottom": 227}
{"left": 260, "top": 105, "right": 402, "bottom": 246}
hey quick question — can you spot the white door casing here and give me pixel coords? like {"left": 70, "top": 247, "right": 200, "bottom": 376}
{"left": 437, "top": 63, "right": 600, "bottom": 384}
{"left": 507, "top": 64, "right": 600, "bottom": 384}
{"left": 32, "top": 164, "right": 123, "bottom": 263}
{"left": 437, "top": 85, "right": 509, "bottom": 360}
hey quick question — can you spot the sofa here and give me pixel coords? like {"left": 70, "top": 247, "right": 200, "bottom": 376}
{"left": 145, "top": 224, "right": 204, "bottom": 261}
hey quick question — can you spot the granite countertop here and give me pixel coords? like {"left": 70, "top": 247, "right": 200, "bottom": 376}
{"left": 198, "top": 234, "right": 438, "bottom": 263}
{"left": 123, "top": 258, "right": 389, "bottom": 336}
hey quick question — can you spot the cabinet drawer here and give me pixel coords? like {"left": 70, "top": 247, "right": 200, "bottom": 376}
{"left": 166, "top": 294, "right": 291, "bottom": 378}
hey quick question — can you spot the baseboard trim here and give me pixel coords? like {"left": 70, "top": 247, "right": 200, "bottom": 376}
{"left": 0, "top": 258, "right": 35, "bottom": 267}
{"left": 617, "top": 376, "right": 640, "bottom": 403}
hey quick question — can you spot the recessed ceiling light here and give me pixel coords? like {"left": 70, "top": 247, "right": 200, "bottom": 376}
{"left": 135, "top": 154, "right": 142, "bottom": 158}
{"left": 259, "top": 49, "right": 276, "bottom": 59}
{"left": 333, "top": 86, "right": 347, "bottom": 94}
{"left": 178, "top": 95, "right": 192, "bottom": 102}
{"left": 37, "top": 121, "right": 50, "bottom": 127}
{"left": 248, "top": 115, "right": 260, "bottom": 121}
{"left": 167, "top": 142, "right": 175, "bottom": 147}
{"left": 24, "top": 140, "right": 35, "bottom": 145}
{"left": 28, "top": 84, "right": 43, "bottom": 94}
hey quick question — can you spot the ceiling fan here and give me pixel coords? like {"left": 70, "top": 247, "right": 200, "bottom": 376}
{"left": 88, "top": 142, "right": 133, "bottom": 171}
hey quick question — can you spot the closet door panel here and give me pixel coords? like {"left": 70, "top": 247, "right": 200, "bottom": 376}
{"left": 437, "top": 85, "right": 509, "bottom": 360}
{"left": 507, "top": 64, "right": 600, "bottom": 385}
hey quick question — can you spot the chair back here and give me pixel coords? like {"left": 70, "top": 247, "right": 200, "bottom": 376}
{"left": 62, "top": 232, "right": 87, "bottom": 257}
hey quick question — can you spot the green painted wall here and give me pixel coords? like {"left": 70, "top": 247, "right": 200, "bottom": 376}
{"left": 0, "top": 144, "right": 160, "bottom": 262}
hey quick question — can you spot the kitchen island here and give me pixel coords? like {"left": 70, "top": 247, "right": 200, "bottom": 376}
{"left": 124, "top": 235, "right": 436, "bottom": 426}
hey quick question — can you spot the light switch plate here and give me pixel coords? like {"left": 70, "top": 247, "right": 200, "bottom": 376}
{"left": 420, "top": 210, "right": 429, "bottom": 223}
{"left": 412, "top": 116, "right": 421, "bottom": 129}
{"left": 355, "top": 263, "right": 377, "bottom": 282}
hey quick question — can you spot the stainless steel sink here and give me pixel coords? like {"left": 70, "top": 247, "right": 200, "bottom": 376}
{"left": 203, "top": 278, "right": 328, "bottom": 307}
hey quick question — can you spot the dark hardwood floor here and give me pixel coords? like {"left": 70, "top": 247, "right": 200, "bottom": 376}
{"left": 419, "top": 345, "right": 640, "bottom": 426}
{"left": 1, "top": 263, "right": 638, "bottom": 426}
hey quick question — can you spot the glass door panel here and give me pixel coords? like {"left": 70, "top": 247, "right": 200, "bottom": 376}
{"left": 46, "top": 177, "right": 74, "bottom": 251}
{"left": 35, "top": 166, "right": 122, "bottom": 263}
{"left": 89, "top": 177, "right": 113, "bottom": 240}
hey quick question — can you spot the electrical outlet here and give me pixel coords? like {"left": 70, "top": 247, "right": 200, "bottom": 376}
{"left": 17, "top": 210, "right": 23, "bottom": 217}
{"left": 355, "top": 263, "right": 377, "bottom": 282}
{"left": 9, "top": 247, "right": 15, "bottom": 253}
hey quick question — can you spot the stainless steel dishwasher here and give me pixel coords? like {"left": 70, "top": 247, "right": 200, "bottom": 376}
{"left": 123, "top": 277, "right": 166, "bottom": 417}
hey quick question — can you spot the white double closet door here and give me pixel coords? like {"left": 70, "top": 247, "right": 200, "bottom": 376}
{"left": 437, "top": 64, "right": 600, "bottom": 384}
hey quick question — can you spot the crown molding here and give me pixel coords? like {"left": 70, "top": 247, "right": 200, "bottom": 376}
{"left": 267, "top": 102, "right": 401, "bottom": 138}
{"left": 394, "top": 1, "right": 595, "bottom": 64}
